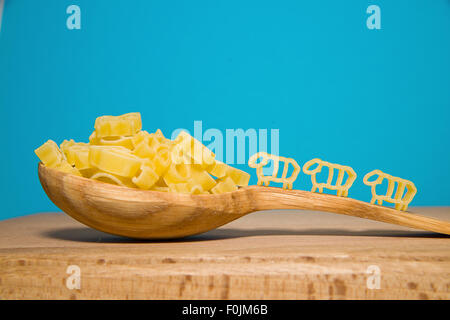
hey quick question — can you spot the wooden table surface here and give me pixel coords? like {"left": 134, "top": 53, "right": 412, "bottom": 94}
{"left": 0, "top": 208, "right": 449, "bottom": 300}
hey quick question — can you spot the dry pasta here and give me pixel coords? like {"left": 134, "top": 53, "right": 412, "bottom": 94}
{"left": 303, "top": 158, "right": 356, "bottom": 197}
{"left": 35, "top": 140, "right": 64, "bottom": 168}
{"left": 61, "top": 141, "right": 90, "bottom": 170}
{"left": 211, "top": 176, "right": 238, "bottom": 194}
{"left": 35, "top": 140, "right": 81, "bottom": 176}
{"left": 131, "top": 164, "right": 159, "bottom": 190}
{"left": 34, "top": 112, "right": 250, "bottom": 194}
{"left": 35, "top": 113, "right": 419, "bottom": 209}
{"left": 89, "top": 146, "right": 143, "bottom": 177}
{"left": 363, "top": 169, "right": 417, "bottom": 211}
{"left": 90, "top": 172, "right": 136, "bottom": 188}
{"left": 171, "top": 131, "right": 215, "bottom": 166}
{"left": 94, "top": 112, "right": 142, "bottom": 138}
{"left": 248, "top": 152, "right": 300, "bottom": 189}
{"left": 206, "top": 160, "right": 250, "bottom": 186}
{"left": 89, "top": 132, "right": 135, "bottom": 150}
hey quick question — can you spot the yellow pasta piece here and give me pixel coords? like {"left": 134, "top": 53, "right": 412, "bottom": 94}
{"left": 62, "top": 145, "right": 91, "bottom": 170}
{"left": 36, "top": 114, "right": 247, "bottom": 195}
{"left": 154, "top": 129, "right": 164, "bottom": 140}
{"left": 363, "top": 169, "right": 417, "bottom": 211}
{"left": 206, "top": 159, "right": 250, "bottom": 187}
{"left": 134, "top": 130, "right": 171, "bottom": 154}
{"left": 224, "top": 166, "right": 250, "bottom": 186}
{"left": 131, "top": 130, "right": 151, "bottom": 148}
{"left": 154, "top": 129, "right": 173, "bottom": 145}
{"left": 153, "top": 148, "right": 171, "bottom": 176}
{"left": 149, "top": 134, "right": 163, "bottom": 150}
{"left": 72, "top": 148, "right": 90, "bottom": 170}
{"left": 173, "top": 131, "right": 215, "bottom": 166}
{"left": 211, "top": 176, "right": 238, "bottom": 194}
{"left": 60, "top": 140, "right": 89, "bottom": 165}
{"left": 248, "top": 152, "right": 299, "bottom": 189}
{"left": 303, "top": 158, "right": 356, "bottom": 197}
{"left": 206, "top": 160, "right": 229, "bottom": 178}
{"left": 189, "top": 184, "right": 206, "bottom": 194}
{"left": 88, "top": 131, "right": 97, "bottom": 143}
{"left": 89, "top": 131, "right": 134, "bottom": 150}
{"left": 141, "top": 158, "right": 156, "bottom": 171}
{"left": 61, "top": 143, "right": 77, "bottom": 165}
{"left": 163, "top": 164, "right": 216, "bottom": 192}
{"left": 132, "top": 165, "right": 159, "bottom": 190}
{"left": 79, "top": 168, "right": 98, "bottom": 178}
{"left": 35, "top": 139, "right": 81, "bottom": 176}
{"left": 171, "top": 146, "right": 193, "bottom": 167}
{"left": 35, "top": 140, "right": 63, "bottom": 167}
{"left": 168, "top": 183, "right": 191, "bottom": 194}
{"left": 189, "top": 167, "right": 217, "bottom": 191}
{"left": 100, "top": 136, "right": 134, "bottom": 150}
{"left": 89, "top": 146, "right": 143, "bottom": 177}
{"left": 90, "top": 172, "right": 136, "bottom": 188}
{"left": 133, "top": 140, "right": 158, "bottom": 159}
{"left": 60, "top": 139, "right": 76, "bottom": 152}
{"left": 163, "top": 163, "right": 192, "bottom": 185}
{"left": 94, "top": 112, "right": 142, "bottom": 138}
{"left": 55, "top": 160, "right": 82, "bottom": 176}
{"left": 60, "top": 139, "right": 77, "bottom": 158}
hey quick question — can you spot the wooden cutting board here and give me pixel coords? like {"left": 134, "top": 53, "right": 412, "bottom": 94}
{"left": 0, "top": 208, "right": 449, "bottom": 300}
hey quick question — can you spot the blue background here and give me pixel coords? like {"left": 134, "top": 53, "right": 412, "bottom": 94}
{"left": 0, "top": 0, "right": 449, "bottom": 220}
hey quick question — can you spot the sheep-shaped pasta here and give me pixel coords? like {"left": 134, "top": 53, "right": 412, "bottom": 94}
{"left": 303, "top": 158, "right": 357, "bottom": 197}
{"left": 363, "top": 169, "right": 417, "bottom": 211}
{"left": 248, "top": 152, "right": 300, "bottom": 189}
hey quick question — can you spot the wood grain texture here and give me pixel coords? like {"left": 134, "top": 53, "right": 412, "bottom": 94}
{"left": 0, "top": 209, "right": 449, "bottom": 300}
{"left": 38, "top": 164, "right": 450, "bottom": 239}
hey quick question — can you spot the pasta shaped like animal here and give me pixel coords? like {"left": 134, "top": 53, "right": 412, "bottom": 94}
{"left": 363, "top": 169, "right": 417, "bottom": 211}
{"left": 303, "top": 158, "right": 356, "bottom": 197}
{"left": 248, "top": 152, "right": 300, "bottom": 189}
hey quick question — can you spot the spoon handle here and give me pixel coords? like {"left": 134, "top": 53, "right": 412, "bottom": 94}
{"left": 247, "top": 186, "right": 450, "bottom": 235}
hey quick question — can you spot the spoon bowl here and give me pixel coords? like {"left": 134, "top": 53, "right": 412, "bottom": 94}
{"left": 38, "top": 163, "right": 450, "bottom": 239}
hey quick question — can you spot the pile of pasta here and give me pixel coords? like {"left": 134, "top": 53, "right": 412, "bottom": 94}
{"left": 35, "top": 112, "right": 250, "bottom": 194}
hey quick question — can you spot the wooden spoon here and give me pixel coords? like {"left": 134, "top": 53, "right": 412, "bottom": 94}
{"left": 38, "top": 164, "right": 450, "bottom": 239}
